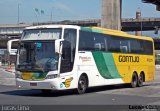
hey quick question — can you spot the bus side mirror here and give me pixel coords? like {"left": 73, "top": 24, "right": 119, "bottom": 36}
{"left": 7, "top": 39, "right": 20, "bottom": 55}
{"left": 55, "top": 39, "right": 64, "bottom": 54}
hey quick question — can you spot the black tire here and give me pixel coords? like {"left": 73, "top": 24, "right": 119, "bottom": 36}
{"left": 137, "top": 73, "right": 144, "bottom": 87}
{"left": 77, "top": 75, "right": 88, "bottom": 94}
{"left": 131, "top": 73, "right": 138, "bottom": 88}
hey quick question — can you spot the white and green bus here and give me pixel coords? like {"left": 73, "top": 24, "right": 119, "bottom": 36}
{"left": 8, "top": 25, "right": 155, "bottom": 94}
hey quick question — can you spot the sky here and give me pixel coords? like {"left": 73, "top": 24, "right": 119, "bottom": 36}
{"left": 0, "top": 0, "right": 159, "bottom": 36}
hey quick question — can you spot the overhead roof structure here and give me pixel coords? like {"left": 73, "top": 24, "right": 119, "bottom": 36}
{"left": 142, "top": 0, "right": 160, "bottom": 10}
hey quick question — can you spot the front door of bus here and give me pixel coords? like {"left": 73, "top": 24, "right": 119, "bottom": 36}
{"left": 59, "top": 29, "right": 77, "bottom": 89}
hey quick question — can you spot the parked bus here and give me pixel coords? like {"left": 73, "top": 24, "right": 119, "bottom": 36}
{"left": 8, "top": 25, "right": 155, "bottom": 94}
{"left": 156, "top": 54, "right": 160, "bottom": 70}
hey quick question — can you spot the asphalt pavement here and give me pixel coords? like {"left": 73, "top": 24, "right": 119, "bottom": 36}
{"left": 0, "top": 68, "right": 15, "bottom": 86}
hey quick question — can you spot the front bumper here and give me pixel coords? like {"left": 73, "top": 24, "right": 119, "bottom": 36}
{"left": 16, "top": 78, "right": 60, "bottom": 90}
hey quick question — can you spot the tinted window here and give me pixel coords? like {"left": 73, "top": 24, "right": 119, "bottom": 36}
{"left": 108, "top": 37, "right": 120, "bottom": 53}
{"left": 130, "top": 39, "right": 143, "bottom": 54}
{"left": 79, "top": 31, "right": 108, "bottom": 52}
{"left": 120, "top": 39, "right": 130, "bottom": 53}
{"left": 140, "top": 40, "right": 153, "bottom": 55}
{"left": 79, "top": 31, "right": 94, "bottom": 51}
{"left": 79, "top": 31, "right": 153, "bottom": 55}
{"left": 94, "top": 34, "right": 106, "bottom": 51}
{"left": 130, "top": 39, "right": 153, "bottom": 55}
{"left": 108, "top": 36, "right": 130, "bottom": 53}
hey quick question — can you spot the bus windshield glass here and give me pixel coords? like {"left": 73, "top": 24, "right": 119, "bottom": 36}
{"left": 22, "top": 28, "right": 62, "bottom": 40}
{"left": 16, "top": 41, "right": 59, "bottom": 72}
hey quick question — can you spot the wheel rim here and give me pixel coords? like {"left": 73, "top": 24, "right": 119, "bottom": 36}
{"left": 139, "top": 74, "right": 143, "bottom": 85}
{"left": 79, "top": 79, "right": 85, "bottom": 90}
{"left": 78, "top": 77, "right": 86, "bottom": 93}
{"left": 132, "top": 75, "right": 137, "bottom": 87}
{"left": 133, "top": 76, "right": 137, "bottom": 85}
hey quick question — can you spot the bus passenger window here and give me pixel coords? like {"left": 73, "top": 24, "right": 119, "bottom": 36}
{"left": 120, "top": 40, "right": 129, "bottom": 53}
{"left": 94, "top": 34, "right": 105, "bottom": 52}
{"left": 130, "top": 39, "right": 143, "bottom": 54}
{"left": 94, "top": 43, "right": 105, "bottom": 51}
{"left": 108, "top": 37, "right": 120, "bottom": 53}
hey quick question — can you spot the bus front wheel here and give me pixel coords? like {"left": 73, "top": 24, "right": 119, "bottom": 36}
{"left": 77, "top": 75, "right": 88, "bottom": 94}
{"left": 131, "top": 73, "right": 138, "bottom": 88}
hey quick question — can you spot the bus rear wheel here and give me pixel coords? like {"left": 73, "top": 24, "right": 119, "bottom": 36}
{"left": 137, "top": 73, "right": 144, "bottom": 87}
{"left": 77, "top": 75, "right": 88, "bottom": 94}
{"left": 131, "top": 73, "right": 138, "bottom": 88}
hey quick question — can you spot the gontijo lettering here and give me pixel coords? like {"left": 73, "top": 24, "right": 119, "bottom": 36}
{"left": 119, "top": 55, "right": 139, "bottom": 63}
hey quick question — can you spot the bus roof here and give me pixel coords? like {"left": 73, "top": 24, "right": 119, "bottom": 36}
{"left": 81, "top": 27, "right": 153, "bottom": 42}
{"left": 25, "top": 25, "right": 80, "bottom": 30}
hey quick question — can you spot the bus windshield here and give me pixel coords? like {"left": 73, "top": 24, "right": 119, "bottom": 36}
{"left": 16, "top": 41, "right": 59, "bottom": 72}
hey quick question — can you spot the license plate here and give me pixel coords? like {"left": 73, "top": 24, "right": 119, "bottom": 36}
{"left": 30, "top": 83, "right": 37, "bottom": 86}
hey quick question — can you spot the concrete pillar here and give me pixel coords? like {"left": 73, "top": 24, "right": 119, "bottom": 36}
{"left": 101, "top": 0, "right": 122, "bottom": 30}
{"left": 135, "top": 10, "right": 142, "bottom": 36}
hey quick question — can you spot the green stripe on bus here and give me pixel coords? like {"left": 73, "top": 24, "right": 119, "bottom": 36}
{"left": 92, "top": 52, "right": 121, "bottom": 79}
{"left": 81, "top": 27, "right": 92, "bottom": 32}
{"left": 81, "top": 27, "right": 102, "bottom": 33}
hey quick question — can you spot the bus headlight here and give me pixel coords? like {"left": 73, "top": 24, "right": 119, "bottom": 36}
{"left": 46, "top": 74, "right": 58, "bottom": 79}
